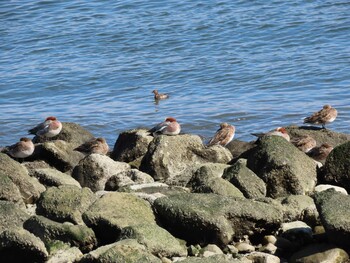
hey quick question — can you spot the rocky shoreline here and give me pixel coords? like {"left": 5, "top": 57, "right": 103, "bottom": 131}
{"left": 1, "top": 122, "right": 350, "bottom": 262}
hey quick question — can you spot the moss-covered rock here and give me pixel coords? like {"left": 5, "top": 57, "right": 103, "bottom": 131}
{"left": 0, "top": 201, "right": 30, "bottom": 231}
{"left": 140, "top": 134, "right": 232, "bottom": 186}
{"left": 153, "top": 193, "right": 282, "bottom": 246}
{"left": 79, "top": 239, "right": 162, "bottom": 263}
{"left": 0, "top": 153, "right": 45, "bottom": 203}
{"left": 0, "top": 228, "right": 48, "bottom": 262}
{"left": 322, "top": 141, "right": 350, "bottom": 192}
{"left": 32, "top": 168, "right": 81, "bottom": 188}
{"left": 313, "top": 189, "right": 350, "bottom": 249}
{"left": 223, "top": 159, "right": 266, "bottom": 199}
{"left": 24, "top": 215, "right": 97, "bottom": 253}
{"left": 246, "top": 136, "right": 317, "bottom": 198}
{"left": 36, "top": 185, "right": 97, "bottom": 225}
{"left": 0, "top": 173, "right": 25, "bottom": 207}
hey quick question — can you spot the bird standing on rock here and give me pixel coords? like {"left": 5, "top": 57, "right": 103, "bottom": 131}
{"left": 5, "top": 137, "right": 35, "bottom": 159}
{"left": 74, "top": 137, "right": 109, "bottom": 155}
{"left": 303, "top": 105, "right": 337, "bottom": 129}
{"left": 148, "top": 117, "right": 181, "bottom": 136}
{"left": 252, "top": 127, "right": 290, "bottom": 142}
{"left": 207, "top": 122, "right": 235, "bottom": 147}
{"left": 152, "top": 89, "right": 169, "bottom": 100}
{"left": 28, "top": 116, "right": 62, "bottom": 137}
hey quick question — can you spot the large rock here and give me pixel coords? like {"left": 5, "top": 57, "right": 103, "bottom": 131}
{"left": 322, "top": 141, "right": 350, "bottom": 192}
{"left": 188, "top": 164, "right": 244, "bottom": 198}
{"left": 153, "top": 193, "right": 283, "bottom": 246}
{"left": 32, "top": 168, "right": 81, "bottom": 188}
{"left": 79, "top": 239, "right": 162, "bottom": 263}
{"left": 0, "top": 173, "right": 25, "bottom": 207}
{"left": 223, "top": 159, "right": 266, "bottom": 199}
{"left": 72, "top": 154, "right": 131, "bottom": 192}
{"left": 0, "top": 228, "right": 48, "bottom": 262}
{"left": 140, "top": 134, "right": 232, "bottom": 186}
{"left": 33, "top": 122, "right": 94, "bottom": 146}
{"left": 246, "top": 136, "right": 317, "bottom": 198}
{"left": 111, "top": 129, "right": 153, "bottom": 163}
{"left": 105, "top": 169, "right": 154, "bottom": 191}
{"left": 0, "top": 201, "right": 30, "bottom": 231}
{"left": 226, "top": 139, "right": 255, "bottom": 160}
{"left": 24, "top": 215, "right": 97, "bottom": 253}
{"left": 37, "top": 185, "right": 97, "bottom": 225}
{"left": 34, "top": 140, "right": 85, "bottom": 173}
{"left": 313, "top": 189, "right": 350, "bottom": 248}
{"left": 0, "top": 153, "right": 46, "bottom": 203}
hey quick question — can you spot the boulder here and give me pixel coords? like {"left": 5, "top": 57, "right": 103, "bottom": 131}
{"left": 322, "top": 141, "right": 350, "bottom": 192}
{"left": 313, "top": 189, "right": 350, "bottom": 248}
{"left": 140, "top": 134, "right": 232, "bottom": 186}
{"left": 34, "top": 140, "right": 85, "bottom": 173}
{"left": 24, "top": 215, "right": 97, "bottom": 253}
{"left": 47, "top": 247, "right": 83, "bottom": 263}
{"left": 79, "top": 239, "right": 162, "bottom": 263}
{"left": 153, "top": 193, "right": 283, "bottom": 246}
{"left": 105, "top": 169, "right": 154, "bottom": 191}
{"left": 314, "top": 184, "right": 347, "bottom": 195}
{"left": 246, "top": 136, "right": 317, "bottom": 198}
{"left": 0, "top": 173, "right": 25, "bottom": 207}
{"left": 36, "top": 185, "right": 97, "bottom": 225}
{"left": 223, "top": 159, "right": 266, "bottom": 199}
{"left": 0, "top": 153, "right": 45, "bottom": 203}
{"left": 32, "top": 168, "right": 81, "bottom": 188}
{"left": 279, "top": 221, "right": 313, "bottom": 248}
{"left": 111, "top": 129, "right": 153, "bottom": 163}
{"left": 188, "top": 164, "right": 244, "bottom": 198}
{"left": 33, "top": 122, "right": 94, "bottom": 147}
{"left": 72, "top": 154, "right": 131, "bottom": 192}
{"left": 226, "top": 139, "right": 255, "bottom": 160}
{"left": 0, "top": 228, "right": 48, "bottom": 262}
{"left": 0, "top": 201, "right": 30, "bottom": 231}
{"left": 178, "top": 254, "right": 246, "bottom": 263}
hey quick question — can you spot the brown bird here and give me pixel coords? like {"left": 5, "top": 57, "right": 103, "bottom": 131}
{"left": 307, "top": 143, "right": 333, "bottom": 161}
{"left": 252, "top": 127, "right": 290, "bottom": 142}
{"left": 304, "top": 105, "right": 338, "bottom": 129}
{"left": 291, "top": 135, "right": 317, "bottom": 153}
{"left": 74, "top": 137, "right": 109, "bottom": 155}
{"left": 6, "top": 137, "right": 35, "bottom": 159}
{"left": 152, "top": 89, "right": 169, "bottom": 100}
{"left": 207, "top": 122, "right": 235, "bottom": 147}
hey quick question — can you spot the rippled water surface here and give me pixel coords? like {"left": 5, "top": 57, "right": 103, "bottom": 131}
{"left": 1, "top": 0, "right": 350, "bottom": 147}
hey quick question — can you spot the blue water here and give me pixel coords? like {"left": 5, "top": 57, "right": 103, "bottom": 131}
{"left": 1, "top": 0, "right": 350, "bottom": 147}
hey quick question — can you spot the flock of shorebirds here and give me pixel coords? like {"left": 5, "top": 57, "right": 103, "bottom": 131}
{"left": 2, "top": 90, "right": 338, "bottom": 163}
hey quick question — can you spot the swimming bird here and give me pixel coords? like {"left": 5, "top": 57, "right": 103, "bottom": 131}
{"left": 307, "top": 143, "right": 333, "bottom": 161}
{"left": 74, "top": 137, "right": 109, "bottom": 155}
{"left": 290, "top": 135, "right": 317, "bottom": 153}
{"left": 303, "top": 105, "right": 337, "bottom": 129}
{"left": 6, "top": 137, "right": 35, "bottom": 159}
{"left": 207, "top": 122, "right": 235, "bottom": 147}
{"left": 28, "top": 116, "right": 62, "bottom": 137}
{"left": 148, "top": 117, "right": 181, "bottom": 136}
{"left": 252, "top": 127, "right": 290, "bottom": 141}
{"left": 152, "top": 89, "right": 169, "bottom": 100}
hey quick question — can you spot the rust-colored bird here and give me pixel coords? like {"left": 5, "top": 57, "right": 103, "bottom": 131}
{"left": 148, "top": 117, "right": 181, "bottom": 136}
{"left": 304, "top": 105, "right": 337, "bottom": 129}
{"left": 207, "top": 122, "right": 235, "bottom": 147}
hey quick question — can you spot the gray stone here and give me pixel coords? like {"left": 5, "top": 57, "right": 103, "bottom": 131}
{"left": 178, "top": 254, "right": 246, "bottom": 263}
{"left": 0, "top": 173, "right": 25, "bottom": 207}
{"left": 0, "top": 201, "right": 30, "bottom": 231}
{"left": 247, "top": 136, "right": 317, "bottom": 198}
{"left": 314, "top": 189, "right": 350, "bottom": 248}
{"left": 223, "top": 159, "right": 266, "bottom": 199}
{"left": 235, "top": 242, "right": 255, "bottom": 253}
{"left": 33, "top": 168, "right": 81, "bottom": 187}
{"left": 47, "top": 246, "right": 83, "bottom": 263}
{"left": 36, "top": 185, "right": 97, "bottom": 225}
{"left": 79, "top": 239, "right": 162, "bottom": 263}
{"left": 279, "top": 221, "right": 313, "bottom": 247}
{"left": 188, "top": 164, "right": 244, "bottom": 198}
{"left": 314, "top": 184, "right": 347, "bottom": 195}
{"left": 72, "top": 154, "right": 131, "bottom": 192}
{"left": 246, "top": 252, "right": 280, "bottom": 263}
{"left": 0, "top": 153, "right": 45, "bottom": 203}
{"left": 24, "top": 215, "right": 96, "bottom": 253}
{"left": 153, "top": 193, "right": 282, "bottom": 246}
{"left": 140, "top": 134, "right": 232, "bottom": 186}
{"left": 226, "top": 140, "right": 255, "bottom": 160}
{"left": 111, "top": 129, "right": 154, "bottom": 163}
{"left": 289, "top": 243, "right": 349, "bottom": 263}
{"left": 0, "top": 228, "right": 48, "bottom": 262}
{"left": 322, "top": 141, "right": 350, "bottom": 192}
{"left": 105, "top": 168, "right": 154, "bottom": 191}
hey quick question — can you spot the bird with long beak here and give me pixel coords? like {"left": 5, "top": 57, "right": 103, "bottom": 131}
{"left": 304, "top": 105, "right": 337, "bottom": 129}
{"left": 148, "top": 117, "right": 181, "bottom": 136}
{"left": 307, "top": 143, "right": 333, "bottom": 161}
{"left": 252, "top": 127, "right": 290, "bottom": 141}
{"left": 152, "top": 89, "right": 169, "bottom": 100}
{"left": 28, "top": 116, "right": 62, "bottom": 137}
{"left": 74, "top": 137, "right": 109, "bottom": 155}
{"left": 6, "top": 137, "right": 35, "bottom": 159}
{"left": 207, "top": 122, "right": 235, "bottom": 147}
{"left": 290, "top": 135, "right": 317, "bottom": 153}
